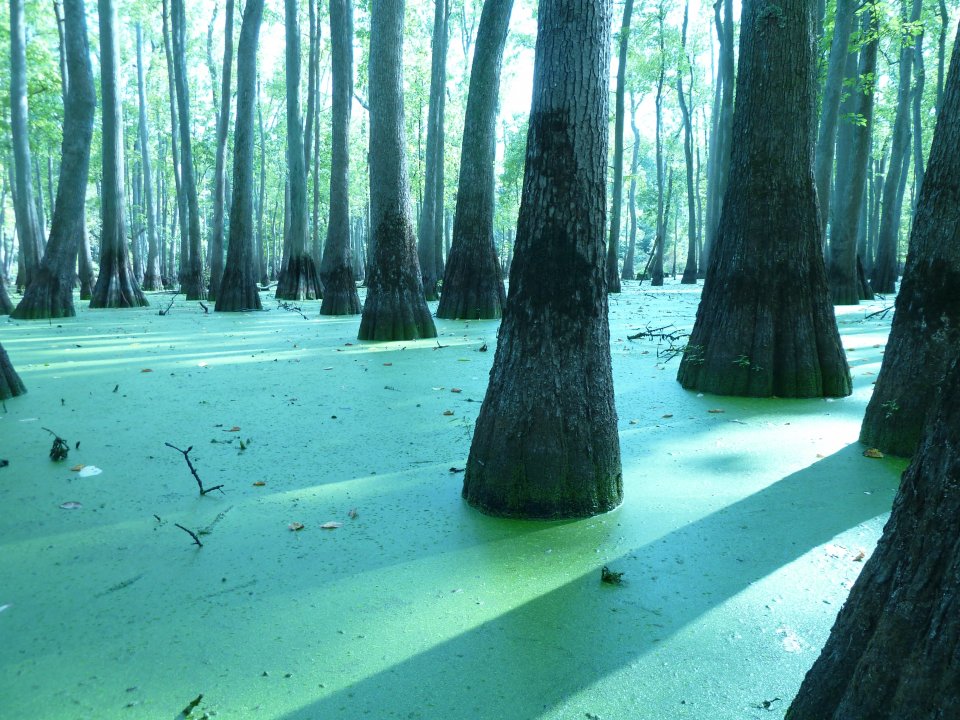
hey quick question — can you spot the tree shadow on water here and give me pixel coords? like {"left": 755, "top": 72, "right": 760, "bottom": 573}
{"left": 278, "top": 443, "right": 902, "bottom": 719}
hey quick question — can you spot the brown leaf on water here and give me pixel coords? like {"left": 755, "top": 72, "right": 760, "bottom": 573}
{"left": 853, "top": 549, "right": 866, "bottom": 562}
{"left": 450, "top": 388, "right": 462, "bottom": 393}
{"left": 140, "top": 368, "right": 153, "bottom": 373}
{"left": 661, "top": 414, "right": 674, "bottom": 418}
{"left": 288, "top": 522, "right": 305, "bottom": 531}
{"left": 70, "top": 464, "right": 86, "bottom": 472}
{"left": 863, "top": 448, "right": 885, "bottom": 458}
{"left": 227, "top": 426, "right": 241, "bottom": 432}
{"left": 252, "top": 481, "right": 266, "bottom": 487}
{"left": 708, "top": 408, "right": 725, "bottom": 414}
{"left": 383, "top": 362, "right": 393, "bottom": 366}
{"left": 320, "top": 521, "right": 342, "bottom": 529}
{"left": 443, "top": 410, "right": 454, "bottom": 416}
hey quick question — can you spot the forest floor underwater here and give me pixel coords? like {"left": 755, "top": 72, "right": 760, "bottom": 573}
{"left": 0, "top": 280, "right": 905, "bottom": 720}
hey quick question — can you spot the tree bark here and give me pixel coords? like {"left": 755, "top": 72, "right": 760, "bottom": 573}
{"left": 161, "top": 0, "right": 187, "bottom": 291}
{"left": 136, "top": 24, "right": 163, "bottom": 292}
{"left": 435, "top": 0, "right": 513, "bottom": 320}
{"left": 90, "top": 0, "right": 147, "bottom": 309}
{"left": 787, "top": 356, "right": 960, "bottom": 717}
{"left": 604, "top": 0, "right": 634, "bottom": 293}
{"left": 462, "top": 0, "right": 621, "bottom": 519}
{"left": 676, "top": 0, "right": 851, "bottom": 398}
{"left": 208, "top": 0, "right": 234, "bottom": 300}
{"left": 319, "top": 0, "right": 362, "bottom": 315}
{"left": 12, "top": 0, "right": 96, "bottom": 319}
{"left": 0, "top": 342, "right": 26, "bottom": 400}
{"left": 678, "top": 0, "right": 697, "bottom": 284}
{"left": 216, "top": 0, "right": 264, "bottom": 312}
{"left": 651, "top": 4, "right": 666, "bottom": 287}
{"left": 358, "top": 0, "right": 437, "bottom": 341}
{"left": 276, "top": 0, "right": 323, "bottom": 301}
{"left": 621, "top": 92, "right": 640, "bottom": 281}
{"left": 9, "top": 0, "right": 45, "bottom": 289}
{"left": 417, "top": 0, "right": 449, "bottom": 301}
{"left": 171, "top": 0, "right": 207, "bottom": 300}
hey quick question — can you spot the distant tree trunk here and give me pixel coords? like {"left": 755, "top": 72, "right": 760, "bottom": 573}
{"left": 435, "top": 0, "right": 512, "bottom": 320}
{"left": 872, "top": 0, "right": 917, "bottom": 294}
{"left": 78, "top": 227, "right": 94, "bottom": 298}
{"left": 827, "top": 9, "right": 878, "bottom": 305}
{"left": 137, "top": 24, "right": 163, "bottom": 292}
{"left": 910, "top": 0, "right": 925, "bottom": 203}
{"left": 0, "top": 342, "right": 26, "bottom": 399}
{"left": 276, "top": 0, "right": 322, "bottom": 300}
{"left": 621, "top": 93, "right": 640, "bottom": 281}
{"left": 358, "top": 0, "right": 437, "bottom": 340}
{"left": 417, "top": 0, "right": 449, "bottom": 301}
{"left": 462, "top": 0, "right": 621, "bottom": 519}
{"left": 937, "top": 0, "right": 947, "bottom": 111}
{"left": 604, "top": 0, "right": 633, "bottom": 293}
{"left": 12, "top": 0, "right": 95, "bottom": 319}
{"left": 319, "top": 0, "right": 361, "bottom": 315}
{"left": 208, "top": 0, "right": 234, "bottom": 300}
{"left": 161, "top": 0, "right": 186, "bottom": 291}
{"left": 678, "top": 1, "right": 697, "bottom": 284}
{"left": 651, "top": 5, "right": 666, "bottom": 287}
{"left": 170, "top": 0, "right": 206, "bottom": 300}
{"left": 9, "top": 0, "right": 45, "bottom": 289}
{"left": 814, "top": 0, "right": 855, "bottom": 241}
{"left": 676, "top": 0, "right": 850, "bottom": 398}
{"left": 787, "top": 360, "right": 960, "bottom": 717}
{"left": 216, "top": 0, "right": 264, "bottom": 312}
{"left": 257, "top": 93, "right": 268, "bottom": 285}
{"left": 90, "top": 0, "right": 147, "bottom": 308}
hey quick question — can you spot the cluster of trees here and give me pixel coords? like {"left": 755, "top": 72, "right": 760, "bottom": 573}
{"left": 2, "top": 0, "right": 959, "bottom": 714}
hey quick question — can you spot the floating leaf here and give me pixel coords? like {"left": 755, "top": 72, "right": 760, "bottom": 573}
{"left": 383, "top": 362, "right": 393, "bottom": 366}
{"left": 320, "top": 521, "right": 342, "bottom": 529}
{"left": 662, "top": 413, "right": 674, "bottom": 418}
{"left": 78, "top": 465, "right": 102, "bottom": 477}
{"left": 853, "top": 549, "right": 866, "bottom": 562}
{"left": 449, "top": 467, "right": 465, "bottom": 473}
{"left": 450, "top": 388, "right": 462, "bottom": 393}
{"left": 601, "top": 565, "right": 624, "bottom": 585}
{"left": 70, "top": 464, "right": 86, "bottom": 472}
{"left": 140, "top": 368, "right": 153, "bottom": 373}
{"left": 288, "top": 522, "right": 305, "bottom": 531}
{"left": 60, "top": 501, "right": 83, "bottom": 510}
{"left": 348, "top": 508, "right": 359, "bottom": 519}
{"left": 442, "top": 410, "right": 454, "bottom": 416}
{"left": 863, "top": 448, "right": 885, "bottom": 459}
{"left": 252, "top": 481, "right": 266, "bottom": 487}
{"left": 707, "top": 408, "right": 725, "bottom": 414}
{"left": 227, "top": 426, "right": 241, "bottom": 432}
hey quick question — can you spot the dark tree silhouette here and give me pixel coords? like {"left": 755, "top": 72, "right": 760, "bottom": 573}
{"left": 12, "top": 0, "right": 95, "bottom": 319}
{"left": 207, "top": 0, "right": 234, "bottom": 300}
{"left": 859, "top": 20, "right": 960, "bottom": 457}
{"left": 358, "top": 0, "right": 436, "bottom": 341}
{"left": 676, "top": 0, "right": 850, "bottom": 398}
{"left": 216, "top": 0, "right": 265, "bottom": 312}
{"left": 463, "top": 0, "right": 622, "bottom": 518}
{"left": 319, "top": 0, "right": 361, "bottom": 315}
{"left": 136, "top": 23, "right": 163, "bottom": 292}
{"left": 0, "top": 342, "right": 26, "bottom": 400}
{"left": 435, "top": 0, "right": 513, "bottom": 320}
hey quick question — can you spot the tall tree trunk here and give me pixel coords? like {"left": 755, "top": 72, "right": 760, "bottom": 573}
{"left": 417, "top": 0, "right": 449, "bottom": 301}
{"left": 137, "top": 24, "right": 163, "bottom": 291}
{"left": 678, "top": 0, "right": 697, "bottom": 284}
{"left": 651, "top": 4, "right": 666, "bottom": 287}
{"left": 827, "top": 9, "right": 878, "bottom": 305}
{"left": 814, "top": 0, "right": 855, "bottom": 241}
{"left": 910, "top": 0, "right": 925, "bottom": 204}
{"left": 161, "top": 0, "right": 187, "bottom": 291}
{"left": 621, "top": 92, "right": 640, "bottom": 281}
{"left": 358, "top": 0, "right": 437, "bottom": 340}
{"left": 937, "top": 0, "right": 947, "bottom": 111}
{"left": 676, "top": 0, "right": 851, "bottom": 398}
{"left": 872, "top": 0, "right": 918, "bottom": 294}
{"left": 604, "top": 0, "right": 634, "bottom": 293}
{"left": 463, "top": 0, "right": 620, "bottom": 519}
{"left": 0, "top": 342, "right": 26, "bottom": 399}
{"left": 170, "top": 0, "right": 206, "bottom": 300}
{"left": 9, "top": 0, "right": 45, "bottom": 289}
{"left": 319, "top": 0, "right": 361, "bottom": 315}
{"left": 12, "top": 0, "right": 96, "bottom": 319}
{"left": 208, "top": 0, "right": 234, "bottom": 300}
{"left": 435, "top": 0, "right": 513, "bottom": 320}
{"left": 90, "top": 0, "right": 147, "bottom": 308}
{"left": 257, "top": 92, "right": 268, "bottom": 285}
{"left": 276, "top": 0, "right": 323, "bottom": 300}
{"left": 216, "top": 0, "right": 264, "bottom": 312}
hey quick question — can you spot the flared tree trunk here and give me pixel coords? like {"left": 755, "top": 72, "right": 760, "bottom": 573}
{"left": 208, "top": 0, "right": 234, "bottom": 301}
{"left": 358, "top": 0, "right": 436, "bottom": 341}
{"left": 136, "top": 24, "right": 163, "bottom": 292}
{"left": 786, "top": 356, "right": 960, "bottom": 718}
{"left": 604, "top": 0, "right": 633, "bottom": 293}
{"left": 676, "top": 0, "right": 850, "bottom": 398}
{"left": 276, "top": 0, "right": 322, "bottom": 301}
{"left": 417, "top": 0, "right": 449, "bottom": 301}
{"left": 859, "top": 22, "right": 960, "bottom": 458}
{"left": 12, "top": 0, "right": 95, "bottom": 319}
{"left": 171, "top": 0, "right": 207, "bottom": 300}
{"left": 462, "top": 0, "right": 622, "bottom": 519}
{"left": 9, "top": 0, "right": 45, "bottom": 289}
{"left": 435, "top": 0, "right": 512, "bottom": 320}
{"left": 0, "top": 342, "right": 26, "bottom": 400}
{"left": 216, "top": 0, "right": 264, "bottom": 312}
{"left": 90, "top": 0, "right": 147, "bottom": 309}
{"left": 319, "top": 0, "right": 361, "bottom": 315}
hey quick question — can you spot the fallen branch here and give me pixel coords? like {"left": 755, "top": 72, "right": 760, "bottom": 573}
{"left": 198, "top": 301, "right": 210, "bottom": 314}
{"left": 626, "top": 323, "right": 690, "bottom": 362}
{"left": 158, "top": 292, "right": 179, "bottom": 316}
{"left": 277, "top": 300, "right": 308, "bottom": 320}
{"left": 174, "top": 523, "right": 204, "bottom": 548}
{"left": 863, "top": 304, "right": 895, "bottom": 321}
{"left": 165, "top": 442, "right": 224, "bottom": 496}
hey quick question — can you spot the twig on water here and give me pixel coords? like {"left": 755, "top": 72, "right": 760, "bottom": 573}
{"left": 174, "top": 523, "right": 203, "bottom": 547}
{"left": 165, "top": 442, "right": 224, "bottom": 496}
{"left": 626, "top": 323, "right": 690, "bottom": 362}
{"left": 277, "top": 301, "right": 308, "bottom": 320}
{"left": 158, "top": 292, "right": 179, "bottom": 316}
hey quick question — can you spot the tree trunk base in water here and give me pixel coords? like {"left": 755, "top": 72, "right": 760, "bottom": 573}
{"left": 0, "top": 344, "right": 27, "bottom": 399}
{"left": 680, "top": 267, "right": 697, "bottom": 284}
{"left": 0, "top": 277, "right": 13, "bottom": 315}
{"left": 358, "top": 284, "right": 437, "bottom": 341}
{"left": 436, "top": 264, "right": 505, "bottom": 320}
{"left": 215, "top": 276, "right": 262, "bottom": 312}
{"left": 89, "top": 263, "right": 148, "bottom": 309}
{"left": 142, "top": 270, "right": 164, "bottom": 292}
{"left": 319, "top": 265, "right": 360, "bottom": 315}
{"left": 182, "top": 269, "right": 208, "bottom": 301}
{"left": 11, "top": 270, "right": 76, "bottom": 319}
{"left": 276, "top": 254, "right": 322, "bottom": 300}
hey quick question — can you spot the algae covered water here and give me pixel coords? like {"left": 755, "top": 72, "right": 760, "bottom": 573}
{"left": 0, "top": 282, "right": 903, "bottom": 718}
